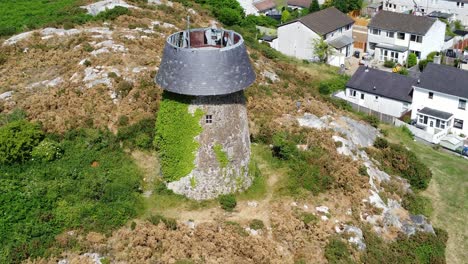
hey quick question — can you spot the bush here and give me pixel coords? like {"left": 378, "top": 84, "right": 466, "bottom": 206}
{"left": 154, "top": 92, "right": 203, "bottom": 181}
{"left": 318, "top": 76, "right": 349, "bottom": 95}
{"left": 31, "top": 139, "right": 63, "bottom": 162}
{"left": 249, "top": 219, "right": 265, "bottom": 230}
{"left": 0, "top": 120, "right": 44, "bottom": 164}
{"left": 402, "top": 192, "right": 433, "bottom": 216}
{"left": 300, "top": 212, "right": 318, "bottom": 225}
{"left": 373, "top": 137, "right": 389, "bottom": 149}
{"left": 384, "top": 60, "right": 396, "bottom": 68}
{"left": 359, "top": 165, "right": 368, "bottom": 176}
{"left": 116, "top": 81, "right": 133, "bottom": 98}
{"left": 407, "top": 53, "right": 417, "bottom": 68}
{"left": 117, "top": 115, "right": 129, "bottom": 126}
{"left": 148, "top": 214, "right": 178, "bottom": 230}
{"left": 400, "top": 125, "right": 414, "bottom": 139}
{"left": 94, "top": 6, "right": 130, "bottom": 21}
{"left": 219, "top": 194, "right": 237, "bottom": 211}
{"left": 398, "top": 67, "right": 409, "bottom": 75}
{"left": 325, "top": 237, "right": 354, "bottom": 264}
{"left": 418, "top": 59, "right": 428, "bottom": 71}
{"left": 370, "top": 142, "right": 432, "bottom": 190}
{"left": 0, "top": 26, "right": 17, "bottom": 37}
{"left": 135, "top": 133, "right": 152, "bottom": 149}
{"left": 364, "top": 115, "right": 380, "bottom": 128}
{"left": 272, "top": 132, "right": 298, "bottom": 160}
{"left": 216, "top": 8, "right": 242, "bottom": 26}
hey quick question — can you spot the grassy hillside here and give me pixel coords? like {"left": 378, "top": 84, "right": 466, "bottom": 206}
{"left": 0, "top": 0, "right": 91, "bottom": 36}
{"left": 384, "top": 125, "right": 468, "bottom": 264}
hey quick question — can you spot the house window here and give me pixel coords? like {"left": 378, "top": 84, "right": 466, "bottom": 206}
{"left": 436, "top": 119, "right": 440, "bottom": 128}
{"left": 361, "top": 93, "right": 365, "bottom": 99}
{"left": 371, "top": 28, "right": 381, "bottom": 35}
{"left": 205, "top": 115, "right": 213, "bottom": 124}
{"left": 410, "top": 34, "right": 423, "bottom": 43}
{"left": 410, "top": 50, "right": 421, "bottom": 59}
{"left": 375, "top": 96, "right": 379, "bottom": 100}
{"left": 397, "top": 32, "right": 405, "bottom": 40}
{"left": 418, "top": 115, "right": 424, "bottom": 123}
{"left": 423, "top": 116, "right": 428, "bottom": 124}
{"left": 428, "top": 92, "right": 433, "bottom": 99}
{"left": 459, "top": 99, "right": 466, "bottom": 110}
{"left": 454, "top": 119, "right": 464, "bottom": 129}
{"left": 441, "top": 121, "right": 446, "bottom": 129}
{"left": 457, "top": 2, "right": 465, "bottom": 8}
{"left": 386, "top": 31, "right": 395, "bottom": 38}
{"left": 430, "top": 121, "right": 434, "bottom": 127}
{"left": 369, "top": 42, "right": 377, "bottom": 50}
{"left": 350, "top": 90, "right": 357, "bottom": 97}
{"left": 345, "top": 24, "right": 351, "bottom": 30}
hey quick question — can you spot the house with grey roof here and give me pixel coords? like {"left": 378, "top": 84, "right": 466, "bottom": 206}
{"left": 367, "top": 11, "right": 446, "bottom": 65}
{"left": 411, "top": 63, "right": 468, "bottom": 138}
{"left": 275, "top": 7, "right": 355, "bottom": 66}
{"left": 287, "top": 0, "right": 312, "bottom": 10}
{"left": 336, "top": 65, "right": 415, "bottom": 118}
{"left": 253, "top": 0, "right": 277, "bottom": 15}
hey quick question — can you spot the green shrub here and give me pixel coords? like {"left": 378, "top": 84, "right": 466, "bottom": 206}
{"left": 407, "top": 53, "right": 417, "bottom": 68}
{"left": 31, "top": 139, "right": 63, "bottom": 162}
{"left": 83, "top": 59, "right": 92, "bottom": 67}
{"left": 398, "top": 67, "right": 409, "bottom": 75}
{"left": 135, "top": 133, "right": 152, "bottom": 149}
{"left": 300, "top": 212, "right": 318, "bottom": 225}
{"left": 325, "top": 237, "right": 354, "bottom": 264}
{"left": 0, "top": 108, "right": 27, "bottom": 126}
{"left": 364, "top": 115, "right": 380, "bottom": 128}
{"left": 249, "top": 219, "right": 265, "bottom": 230}
{"left": 117, "top": 118, "right": 155, "bottom": 147}
{"left": 373, "top": 137, "right": 389, "bottom": 149}
{"left": 384, "top": 60, "right": 396, "bottom": 68}
{"left": 0, "top": 128, "right": 142, "bottom": 263}
{"left": 213, "top": 143, "right": 229, "bottom": 168}
{"left": 130, "top": 221, "right": 137, "bottom": 230}
{"left": 116, "top": 80, "right": 133, "bottom": 98}
{"left": 148, "top": 214, "right": 177, "bottom": 230}
{"left": 272, "top": 132, "right": 299, "bottom": 160}
{"left": 362, "top": 227, "right": 447, "bottom": 264}
{"left": 0, "top": 120, "right": 44, "bottom": 164}
{"left": 154, "top": 92, "right": 203, "bottom": 181}
{"left": 219, "top": 194, "right": 237, "bottom": 211}
{"left": 94, "top": 6, "right": 130, "bottom": 21}
{"left": 400, "top": 125, "right": 414, "bottom": 139}
{"left": 418, "top": 59, "right": 428, "bottom": 71}
{"left": 118, "top": 115, "right": 129, "bottom": 126}
{"left": 370, "top": 142, "right": 432, "bottom": 190}
{"left": 216, "top": 8, "right": 242, "bottom": 26}
{"left": 359, "top": 165, "right": 368, "bottom": 176}
{"left": 402, "top": 192, "right": 433, "bottom": 216}
{"left": 318, "top": 76, "right": 348, "bottom": 95}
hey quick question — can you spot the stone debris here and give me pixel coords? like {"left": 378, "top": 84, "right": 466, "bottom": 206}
{"left": 290, "top": 202, "right": 297, "bottom": 207}
{"left": 344, "top": 225, "right": 366, "bottom": 250}
{"left": 91, "top": 40, "right": 127, "bottom": 56}
{"left": 3, "top": 31, "right": 34, "bottom": 46}
{"left": 261, "top": 70, "right": 279, "bottom": 83}
{"left": 0, "top": 91, "right": 13, "bottom": 100}
{"left": 298, "top": 113, "right": 435, "bottom": 238}
{"left": 59, "top": 253, "right": 105, "bottom": 264}
{"left": 152, "top": 21, "right": 177, "bottom": 29}
{"left": 320, "top": 215, "right": 329, "bottom": 221}
{"left": 28, "top": 77, "right": 64, "bottom": 89}
{"left": 315, "top": 206, "right": 329, "bottom": 214}
{"left": 245, "top": 227, "right": 260, "bottom": 236}
{"left": 247, "top": 201, "right": 258, "bottom": 207}
{"left": 186, "top": 220, "right": 196, "bottom": 229}
{"left": 83, "top": 66, "right": 119, "bottom": 88}
{"left": 81, "top": 0, "right": 138, "bottom": 16}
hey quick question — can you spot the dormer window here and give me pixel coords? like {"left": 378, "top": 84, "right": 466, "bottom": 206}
{"left": 397, "top": 32, "right": 405, "bottom": 40}
{"left": 410, "top": 34, "right": 423, "bottom": 43}
{"left": 371, "top": 28, "right": 381, "bottom": 35}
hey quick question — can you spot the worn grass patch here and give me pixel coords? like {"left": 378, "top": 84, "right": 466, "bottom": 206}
{"left": 383, "top": 124, "right": 468, "bottom": 264}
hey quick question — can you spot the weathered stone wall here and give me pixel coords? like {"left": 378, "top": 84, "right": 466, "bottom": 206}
{"left": 167, "top": 91, "right": 252, "bottom": 200}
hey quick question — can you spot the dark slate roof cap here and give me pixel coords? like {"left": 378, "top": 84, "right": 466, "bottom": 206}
{"left": 418, "top": 107, "right": 453, "bottom": 120}
{"left": 346, "top": 66, "right": 415, "bottom": 103}
{"left": 260, "top": 35, "right": 277, "bottom": 41}
{"left": 254, "top": 0, "right": 276, "bottom": 12}
{"left": 327, "top": 35, "right": 354, "bottom": 49}
{"left": 453, "top": 29, "right": 468, "bottom": 36}
{"left": 279, "top": 7, "right": 354, "bottom": 35}
{"left": 418, "top": 63, "right": 468, "bottom": 99}
{"left": 368, "top": 11, "right": 436, "bottom": 35}
{"left": 287, "top": 0, "right": 312, "bottom": 8}
{"left": 428, "top": 11, "right": 453, "bottom": 19}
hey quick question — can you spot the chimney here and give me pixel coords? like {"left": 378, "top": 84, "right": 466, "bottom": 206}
{"left": 373, "top": 86, "right": 376, "bottom": 90}
{"left": 365, "top": 65, "right": 369, "bottom": 72}
{"left": 433, "top": 55, "right": 441, "bottom": 64}
{"left": 417, "top": 79, "right": 420, "bottom": 84}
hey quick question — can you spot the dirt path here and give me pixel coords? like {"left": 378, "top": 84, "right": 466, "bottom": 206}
{"left": 131, "top": 150, "right": 159, "bottom": 197}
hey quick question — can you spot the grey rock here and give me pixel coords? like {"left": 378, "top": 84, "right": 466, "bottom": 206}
{"left": 0, "top": 91, "right": 13, "bottom": 100}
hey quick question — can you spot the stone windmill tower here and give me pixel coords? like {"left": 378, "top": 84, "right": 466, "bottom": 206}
{"left": 155, "top": 28, "right": 256, "bottom": 200}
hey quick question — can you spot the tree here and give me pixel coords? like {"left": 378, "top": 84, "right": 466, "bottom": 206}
{"left": 281, "top": 9, "right": 291, "bottom": 23}
{"left": 217, "top": 8, "right": 242, "bottom": 26}
{"left": 309, "top": 0, "right": 320, "bottom": 13}
{"left": 312, "top": 38, "right": 335, "bottom": 63}
{"left": 332, "top": 0, "right": 348, "bottom": 13}
{"left": 407, "top": 53, "right": 417, "bottom": 68}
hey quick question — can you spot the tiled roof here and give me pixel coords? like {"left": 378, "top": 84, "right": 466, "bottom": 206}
{"left": 418, "top": 63, "right": 468, "bottom": 99}
{"left": 368, "top": 11, "right": 436, "bottom": 35}
{"left": 254, "top": 0, "right": 276, "bottom": 12}
{"left": 346, "top": 66, "right": 415, "bottom": 103}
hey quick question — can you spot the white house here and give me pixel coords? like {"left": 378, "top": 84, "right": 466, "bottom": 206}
{"left": 336, "top": 66, "right": 415, "bottom": 118}
{"left": 411, "top": 63, "right": 468, "bottom": 138}
{"left": 367, "top": 11, "right": 446, "bottom": 64}
{"left": 275, "top": 7, "right": 355, "bottom": 66}
{"left": 380, "top": 0, "right": 468, "bottom": 26}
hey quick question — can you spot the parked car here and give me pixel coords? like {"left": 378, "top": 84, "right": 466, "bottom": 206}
{"left": 462, "top": 146, "right": 468, "bottom": 157}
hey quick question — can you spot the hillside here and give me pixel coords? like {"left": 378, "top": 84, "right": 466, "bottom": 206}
{"left": 0, "top": 1, "right": 463, "bottom": 264}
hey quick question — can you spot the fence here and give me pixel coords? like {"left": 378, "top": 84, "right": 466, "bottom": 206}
{"left": 394, "top": 119, "right": 448, "bottom": 143}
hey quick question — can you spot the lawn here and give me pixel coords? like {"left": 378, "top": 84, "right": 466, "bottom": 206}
{"left": 0, "top": 0, "right": 90, "bottom": 36}
{"left": 384, "top": 125, "right": 468, "bottom": 264}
